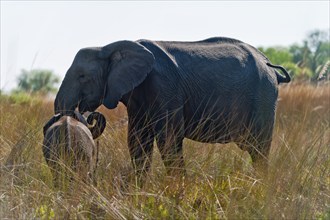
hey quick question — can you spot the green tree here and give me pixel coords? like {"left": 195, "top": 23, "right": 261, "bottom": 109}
{"left": 258, "top": 46, "right": 293, "bottom": 64}
{"left": 17, "top": 69, "right": 60, "bottom": 94}
{"left": 290, "top": 30, "right": 330, "bottom": 80}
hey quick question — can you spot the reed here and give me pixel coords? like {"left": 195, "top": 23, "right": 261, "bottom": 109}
{"left": 0, "top": 83, "right": 329, "bottom": 219}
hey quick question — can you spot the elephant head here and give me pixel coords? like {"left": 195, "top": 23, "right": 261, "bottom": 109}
{"left": 43, "top": 111, "right": 106, "bottom": 139}
{"left": 54, "top": 41, "right": 155, "bottom": 115}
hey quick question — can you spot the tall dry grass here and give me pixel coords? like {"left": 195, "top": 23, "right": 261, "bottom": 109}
{"left": 0, "top": 83, "right": 329, "bottom": 219}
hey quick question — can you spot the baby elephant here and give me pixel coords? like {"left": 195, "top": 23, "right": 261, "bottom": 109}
{"left": 43, "top": 111, "right": 106, "bottom": 187}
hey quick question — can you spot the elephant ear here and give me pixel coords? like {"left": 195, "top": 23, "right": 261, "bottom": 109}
{"left": 99, "top": 41, "right": 155, "bottom": 109}
{"left": 43, "top": 114, "right": 62, "bottom": 136}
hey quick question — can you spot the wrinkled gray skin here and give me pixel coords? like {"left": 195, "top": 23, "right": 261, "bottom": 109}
{"left": 55, "top": 37, "right": 290, "bottom": 182}
{"left": 43, "top": 111, "right": 106, "bottom": 186}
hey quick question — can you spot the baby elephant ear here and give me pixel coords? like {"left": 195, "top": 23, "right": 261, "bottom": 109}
{"left": 87, "top": 112, "right": 106, "bottom": 139}
{"left": 43, "top": 114, "right": 62, "bottom": 136}
{"left": 99, "top": 41, "right": 155, "bottom": 109}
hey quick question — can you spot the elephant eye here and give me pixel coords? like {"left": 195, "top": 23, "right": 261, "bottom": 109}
{"left": 79, "top": 74, "right": 89, "bottom": 83}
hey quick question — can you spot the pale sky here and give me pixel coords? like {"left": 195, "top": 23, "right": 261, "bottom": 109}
{"left": 1, "top": 1, "right": 329, "bottom": 91}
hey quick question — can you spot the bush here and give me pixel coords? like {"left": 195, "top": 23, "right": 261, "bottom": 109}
{"left": 17, "top": 69, "right": 60, "bottom": 94}
{"left": 4, "top": 92, "right": 43, "bottom": 106}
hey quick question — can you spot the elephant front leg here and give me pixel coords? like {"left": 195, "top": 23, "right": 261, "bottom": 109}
{"left": 127, "top": 121, "right": 154, "bottom": 187}
{"left": 156, "top": 134, "right": 185, "bottom": 176}
{"left": 156, "top": 131, "right": 186, "bottom": 203}
{"left": 155, "top": 111, "right": 185, "bottom": 176}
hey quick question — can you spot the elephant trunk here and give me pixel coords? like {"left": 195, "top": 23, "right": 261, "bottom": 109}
{"left": 54, "top": 74, "right": 80, "bottom": 115}
{"left": 86, "top": 112, "right": 106, "bottom": 139}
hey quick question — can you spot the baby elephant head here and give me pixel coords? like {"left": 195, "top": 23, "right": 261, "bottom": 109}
{"left": 42, "top": 111, "right": 106, "bottom": 188}
{"left": 43, "top": 111, "right": 106, "bottom": 139}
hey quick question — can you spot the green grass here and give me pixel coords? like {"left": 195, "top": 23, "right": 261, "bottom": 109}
{"left": 0, "top": 83, "right": 329, "bottom": 219}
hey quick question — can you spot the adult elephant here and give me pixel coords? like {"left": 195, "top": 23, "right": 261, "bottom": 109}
{"left": 55, "top": 37, "right": 290, "bottom": 181}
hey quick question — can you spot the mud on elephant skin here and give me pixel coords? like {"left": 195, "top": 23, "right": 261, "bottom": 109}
{"left": 54, "top": 37, "right": 291, "bottom": 183}
{"left": 42, "top": 111, "right": 106, "bottom": 187}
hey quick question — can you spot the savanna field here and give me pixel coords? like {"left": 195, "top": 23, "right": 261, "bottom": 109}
{"left": 0, "top": 83, "right": 329, "bottom": 219}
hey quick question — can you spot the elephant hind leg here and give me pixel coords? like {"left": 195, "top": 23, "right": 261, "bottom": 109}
{"left": 237, "top": 120, "right": 274, "bottom": 168}
{"left": 241, "top": 134, "right": 271, "bottom": 162}
{"left": 237, "top": 137, "right": 271, "bottom": 178}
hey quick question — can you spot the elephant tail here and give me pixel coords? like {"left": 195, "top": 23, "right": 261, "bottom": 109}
{"left": 266, "top": 62, "right": 291, "bottom": 84}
